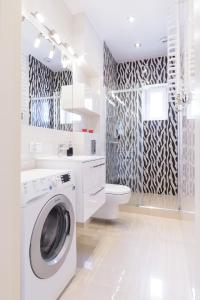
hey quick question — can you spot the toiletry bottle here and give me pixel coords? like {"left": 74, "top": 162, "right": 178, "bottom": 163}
{"left": 67, "top": 141, "right": 73, "bottom": 156}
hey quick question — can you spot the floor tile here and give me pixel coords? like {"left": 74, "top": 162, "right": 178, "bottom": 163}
{"left": 60, "top": 212, "right": 193, "bottom": 300}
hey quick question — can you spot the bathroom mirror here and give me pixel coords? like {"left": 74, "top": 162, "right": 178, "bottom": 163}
{"left": 21, "top": 20, "right": 74, "bottom": 131}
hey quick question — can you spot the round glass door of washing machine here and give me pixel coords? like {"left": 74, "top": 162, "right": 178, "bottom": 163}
{"left": 30, "top": 194, "right": 75, "bottom": 279}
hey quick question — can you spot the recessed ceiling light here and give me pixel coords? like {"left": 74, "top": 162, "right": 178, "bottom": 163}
{"left": 134, "top": 42, "right": 142, "bottom": 48}
{"left": 127, "top": 16, "right": 135, "bottom": 23}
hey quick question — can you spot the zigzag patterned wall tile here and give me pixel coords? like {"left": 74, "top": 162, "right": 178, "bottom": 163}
{"left": 104, "top": 44, "right": 178, "bottom": 195}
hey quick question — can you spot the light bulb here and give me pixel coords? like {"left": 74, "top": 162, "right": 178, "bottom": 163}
{"left": 34, "top": 34, "right": 42, "bottom": 48}
{"left": 49, "top": 45, "right": 55, "bottom": 59}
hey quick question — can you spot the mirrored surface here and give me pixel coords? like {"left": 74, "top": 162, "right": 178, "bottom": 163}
{"left": 21, "top": 20, "right": 73, "bottom": 131}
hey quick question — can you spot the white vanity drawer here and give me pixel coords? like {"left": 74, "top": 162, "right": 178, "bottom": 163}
{"left": 84, "top": 186, "right": 105, "bottom": 221}
{"left": 82, "top": 159, "right": 105, "bottom": 193}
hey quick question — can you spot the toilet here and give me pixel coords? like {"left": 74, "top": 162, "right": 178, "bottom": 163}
{"left": 94, "top": 184, "right": 131, "bottom": 220}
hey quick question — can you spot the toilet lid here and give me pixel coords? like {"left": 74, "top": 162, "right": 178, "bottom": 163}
{"left": 105, "top": 184, "right": 131, "bottom": 195}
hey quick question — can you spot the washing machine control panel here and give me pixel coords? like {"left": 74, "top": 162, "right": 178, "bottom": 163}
{"left": 61, "top": 173, "right": 71, "bottom": 183}
{"left": 21, "top": 171, "right": 73, "bottom": 205}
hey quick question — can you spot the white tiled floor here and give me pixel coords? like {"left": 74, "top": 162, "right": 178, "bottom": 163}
{"left": 60, "top": 212, "right": 193, "bottom": 300}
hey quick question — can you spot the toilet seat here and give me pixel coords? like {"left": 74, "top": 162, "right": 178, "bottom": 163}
{"left": 106, "top": 184, "right": 131, "bottom": 195}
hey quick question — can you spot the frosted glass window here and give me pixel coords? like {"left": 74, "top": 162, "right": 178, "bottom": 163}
{"left": 143, "top": 86, "right": 168, "bottom": 121}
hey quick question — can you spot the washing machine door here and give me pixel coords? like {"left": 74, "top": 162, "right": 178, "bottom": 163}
{"left": 30, "top": 194, "right": 75, "bottom": 279}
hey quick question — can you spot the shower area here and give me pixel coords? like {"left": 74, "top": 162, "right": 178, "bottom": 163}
{"left": 104, "top": 46, "right": 179, "bottom": 211}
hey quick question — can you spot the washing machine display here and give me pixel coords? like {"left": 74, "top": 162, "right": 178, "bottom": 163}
{"left": 30, "top": 194, "right": 75, "bottom": 279}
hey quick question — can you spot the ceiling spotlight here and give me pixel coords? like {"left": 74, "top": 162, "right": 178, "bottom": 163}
{"left": 48, "top": 45, "right": 55, "bottom": 59}
{"left": 35, "top": 12, "right": 45, "bottom": 23}
{"left": 51, "top": 31, "right": 61, "bottom": 45}
{"left": 134, "top": 42, "right": 142, "bottom": 48}
{"left": 127, "top": 16, "right": 135, "bottom": 23}
{"left": 34, "top": 33, "right": 43, "bottom": 48}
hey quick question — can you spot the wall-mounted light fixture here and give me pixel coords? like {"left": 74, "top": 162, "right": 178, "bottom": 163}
{"left": 23, "top": 11, "right": 84, "bottom": 66}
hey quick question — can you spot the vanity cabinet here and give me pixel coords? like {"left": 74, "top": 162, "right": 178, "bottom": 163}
{"left": 36, "top": 156, "right": 106, "bottom": 223}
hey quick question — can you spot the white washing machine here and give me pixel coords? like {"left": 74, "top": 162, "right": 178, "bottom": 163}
{"left": 21, "top": 169, "right": 76, "bottom": 300}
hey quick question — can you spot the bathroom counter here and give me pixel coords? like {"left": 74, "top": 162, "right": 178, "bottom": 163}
{"left": 36, "top": 155, "right": 105, "bottom": 163}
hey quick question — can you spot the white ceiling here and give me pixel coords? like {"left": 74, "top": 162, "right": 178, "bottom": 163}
{"left": 64, "top": 0, "right": 168, "bottom": 62}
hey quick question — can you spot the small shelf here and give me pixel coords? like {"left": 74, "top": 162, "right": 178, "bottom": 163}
{"left": 60, "top": 83, "right": 100, "bottom": 116}
{"left": 64, "top": 107, "right": 100, "bottom": 117}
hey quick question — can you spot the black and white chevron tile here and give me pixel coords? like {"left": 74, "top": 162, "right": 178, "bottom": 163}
{"left": 104, "top": 44, "right": 119, "bottom": 183}
{"left": 104, "top": 44, "right": 178, "bottom": 195}
{"left": 117, "top": 57, "right": 168, "bottom": 89}
{"left": 104, "top": 43, "right": 117, "bottom": 90}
